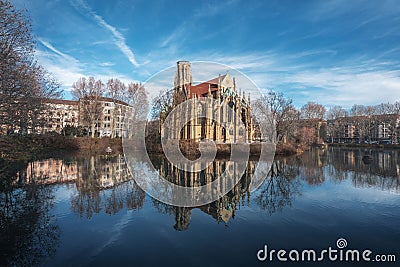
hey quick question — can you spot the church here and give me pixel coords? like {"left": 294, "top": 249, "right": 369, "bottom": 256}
{"left": 160, "top": 61, "right": 254, "bottom": 143}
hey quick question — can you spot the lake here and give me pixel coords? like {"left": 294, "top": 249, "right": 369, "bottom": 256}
{"left": 1, "top": 147, "right": 399, "bottom": 266}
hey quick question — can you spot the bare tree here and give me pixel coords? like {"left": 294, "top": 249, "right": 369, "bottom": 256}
{"left": 393, "top": 101, "right": 400, "bottom": 114}
{"left": 300, "top": 102, "right": 326, "bottom": 141}
{"left": 300, "top": 101, "right": 326, "bottom": 120}
{"left": 252, "top": 91, "right": 298, "bottom": 143}
{"left": 326, "top": 106, "right": 348, "bottom": 142}
{"left": 72, "top": 77, "right": 104, "bottom": 137}
{"left": 374, "top": 102, "right": 393, "bottom": 115}
{"left": 349, "top": 104, "right": 377, "bottom": 142}
{"left": 106, "top": 78, "right": 126, "bottom": 138}
{"left": 151, "top": 89, "right": 174, "bottom": 121}
{"left": 0, "top": 0, "right": 61, "bottom": 134}
{"left": 124, "top": 82, "right": 148, "bottom": 139}
{"left": 125, "top": 82, "right": 148, "bottom": 121}
{"left": 298, "top": 126, "right": 316, "bottom": 147}
{"left": 327, "top": 106, "right": 348, "bottom": 120}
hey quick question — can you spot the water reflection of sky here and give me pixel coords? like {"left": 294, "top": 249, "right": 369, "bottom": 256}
{"left": 2, "top": 148, "right": 400, "bottom": 266}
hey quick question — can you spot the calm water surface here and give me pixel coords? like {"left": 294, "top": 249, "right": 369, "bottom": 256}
{"left": 1, "top": 147, "right": 399, "bottom": 266}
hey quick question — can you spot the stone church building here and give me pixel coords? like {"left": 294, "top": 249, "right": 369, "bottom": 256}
{"left": 161, "top": 61, "right": 254, "bottom": 143}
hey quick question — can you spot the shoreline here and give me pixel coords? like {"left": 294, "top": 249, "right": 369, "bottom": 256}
{"left": 0, "top": 135, "right": 123, "bottom": 161}
{"left": 3, "top": 133, "right": 399, "bottom": 163}
{"left": 327, "top": 143, "right": 400, "bottom": 149}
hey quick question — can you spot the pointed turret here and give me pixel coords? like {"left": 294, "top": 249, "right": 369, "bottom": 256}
{"left": 174, "top": 61, "right": 192, "bottom": 105}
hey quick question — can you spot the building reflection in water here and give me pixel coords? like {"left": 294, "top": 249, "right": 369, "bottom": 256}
{"left": 326, "top": 147, "right": 400, "bottom": 192}
{"left": 150, "top": 155, "right": 299, "bottom": 230}
{"left": 276, "top": 147, "right": 400, "bottom": 193}
{"left": 70, "top": 155, "right": 146, "bottom": 218}
{"left": 21, "top": 155, "right": 146, "bottom": 219}
{"left": 0, "top": 159, "right": 60, "bottom": 266}
{"left": 2, "top": 147, "right": 399, "bottom": 235}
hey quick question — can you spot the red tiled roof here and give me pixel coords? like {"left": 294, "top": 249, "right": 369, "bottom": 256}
{"left": 188, "top": 74, "right": 227, "bottom": 98}
{"left": 189, "top": 83, "right": 217, "bottom": 98}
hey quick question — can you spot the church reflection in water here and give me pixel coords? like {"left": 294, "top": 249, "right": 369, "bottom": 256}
{"left": 5, "top": 147, "right": 400, "bottom": 228}
{"left": 2, "top": 148, "right": 399, "bottom": 265}
{"left": 151, "top": 156, "right": 257, "bottom": 230}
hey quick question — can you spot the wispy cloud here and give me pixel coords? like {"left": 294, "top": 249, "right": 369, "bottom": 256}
{"left": 37, "top": 39, "right": 83, "bottom": 89}
{"left": 160, "top": 22, "right": 187, "bottom": 48}
{"left": 193, "top": 0, "right": 238, "bottom": 18}
{"left": 28, "top": 0, "right": 400, "bottom": 107}
{"left": 38, "top": 39, "right": 79, "bottom": 65}
{"left": 37, "top": 38, "right": 141, "bottom": 98}
{"left": 303, "top": 0, "right": 351, "bottom": 22}
{"left": 282, "top": 68, "right": 400, "bottom": 108}
{"left": 70, "top": 0, "right": 140, "bottom": 67}
{"left": 159, "top": 0, "right": 238, "bottom": 49}
{"left": 183, "top": 50, "right": 400, "bottom": 108}
{"left": 99, "top": 62, "right": 115, "bottom": 67}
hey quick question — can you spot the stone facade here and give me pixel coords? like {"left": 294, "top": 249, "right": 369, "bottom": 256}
{"left": 161, "top": 61, "right": 254, "bottom": 143}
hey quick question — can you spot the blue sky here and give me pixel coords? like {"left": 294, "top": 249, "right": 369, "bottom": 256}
{"left": 14, "top": 0, "right": 400, "bottom": 108}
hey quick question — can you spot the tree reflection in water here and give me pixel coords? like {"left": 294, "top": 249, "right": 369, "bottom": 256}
{"left": 1, "top": 145, "right": 397, "bottom": 261}
{"left": 0, "top": 159, "right": 60, "bottom": 266}
{"left": 254, "top": 159, "right": 302, "bottom": 214}
{"left": 326, "top": 147, "right": 400, "bottom": 192}
{"left": 112, "top": 148, "right": 400, "bottom": 231}
{"left": 70, "top": 155, "right": 146, "bottom": 219}
{"left": 150, "top": 155, "right": 301, "bottom": 230}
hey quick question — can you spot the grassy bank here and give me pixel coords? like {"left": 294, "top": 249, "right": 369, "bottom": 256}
{"left": 0, "top": 133, "right": 79, "bottom": 161}
{"left": 0, "top": 133, "right": 308, "bottom": 162}
{"left": 0, "top": 134, "right": 123, "bottom": 161}
{"left": 275, "top": 143, "right": 302, "bottom": 155}
{"left": 74, "top": 137, "right": 123, "bottom": 156}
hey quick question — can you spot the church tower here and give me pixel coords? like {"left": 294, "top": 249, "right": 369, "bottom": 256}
{"left": 173, "top": 61, "right": 192, "bottom": 105}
